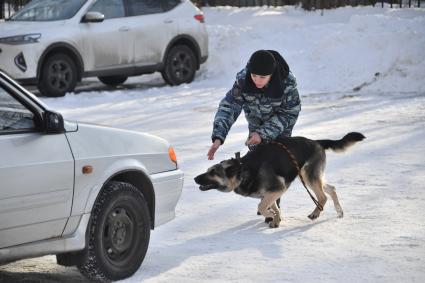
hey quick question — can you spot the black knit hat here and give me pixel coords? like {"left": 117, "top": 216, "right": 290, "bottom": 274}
{"left": 248, "top": 50, "right": 276, "bottom": 76}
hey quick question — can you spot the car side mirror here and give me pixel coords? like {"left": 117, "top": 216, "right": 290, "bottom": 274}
{"left": 82, "top": 11, "right": 105, "bottom": 23}
{"left": 44, "top": 111, "right": 65, "bottom": 134}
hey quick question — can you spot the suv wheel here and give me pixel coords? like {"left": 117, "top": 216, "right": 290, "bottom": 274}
{"left": 77, "top": 181, "right": 151, "bottom": 282}
{"left": 98, "top": 75, "right": 128, "bottom": 86}
{"left": 162, "top": 45, "right": 197, "bottom": 85}
{"left": 38, "top": 53, "right": 78, "bottom": 97}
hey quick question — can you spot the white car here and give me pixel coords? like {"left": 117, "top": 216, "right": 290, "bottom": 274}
{"left": 0, "top": 0, "right": 208, "bottom": 97}
{"left": 0, "top": 71, "right": 183, "bottom": 281}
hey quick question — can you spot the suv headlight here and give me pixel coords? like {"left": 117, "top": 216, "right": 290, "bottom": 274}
{"left": 0, "top": 33, "right": 41, "bottom": 45}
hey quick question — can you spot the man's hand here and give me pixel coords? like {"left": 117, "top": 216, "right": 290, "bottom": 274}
{"left": 207, "top": 139, "right": 222, "bottom": 160}
{"left": 245, "top": 132, "right": 262, "bottom": 146}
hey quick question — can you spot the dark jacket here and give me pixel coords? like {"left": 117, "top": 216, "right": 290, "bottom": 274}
{"left": 212, "top": 50, "right": 301, "bottom": 144}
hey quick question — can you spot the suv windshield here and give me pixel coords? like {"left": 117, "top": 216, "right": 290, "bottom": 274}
{"left": 10, "top": 0, "right": 87, "bottom": 21}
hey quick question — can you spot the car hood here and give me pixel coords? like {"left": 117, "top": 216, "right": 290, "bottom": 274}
{"left": 65, "top": 122, "right": 177, "bottom": 174}
{"left": 0, "top": 20, "right": 67, "bottom": 37}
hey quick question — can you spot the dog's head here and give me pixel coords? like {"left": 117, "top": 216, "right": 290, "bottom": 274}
{"left": 194, "top": 158, "right": 242, "bottom": 193}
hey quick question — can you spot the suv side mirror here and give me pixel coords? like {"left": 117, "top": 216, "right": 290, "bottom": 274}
{"left": 44, "top": 111, "right": 65, "bottom": 134}
{"left": 82, "top": 12, "right": 105, "bottom": 23}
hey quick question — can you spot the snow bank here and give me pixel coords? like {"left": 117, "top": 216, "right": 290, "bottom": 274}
{"left": 201, "top": 6, "right": 425, "bottom": 93}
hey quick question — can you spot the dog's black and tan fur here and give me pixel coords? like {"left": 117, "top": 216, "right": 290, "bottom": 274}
{"left": 194, "top": 132, "right": 365, "bottom": 228}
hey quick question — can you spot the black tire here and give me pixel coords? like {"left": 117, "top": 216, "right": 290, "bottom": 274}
{"left": 161, "top": 45, "right": 197, "bottom": 86}
{"left": 98, "top": 75, "right": 128, "bottom": 86}
{"left": 77, "top": 181, "right": 151, "bottom": 282}
{"left": 38, "top": 53, "right": 78, "bottom": 97}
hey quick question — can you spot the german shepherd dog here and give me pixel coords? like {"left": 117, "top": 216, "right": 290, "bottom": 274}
{"left": 194, "top": 132, "right": 365, "bottom": 228}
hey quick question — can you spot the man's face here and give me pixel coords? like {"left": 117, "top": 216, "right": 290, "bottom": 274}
{"left": 250, "top": 73, "right": 272, "bottom": 89}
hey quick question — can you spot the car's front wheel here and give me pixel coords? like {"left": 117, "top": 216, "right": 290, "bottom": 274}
{"left": 77, "top": 181, "right": 151, "bottom": 282}
{"left": 38, "top": 53, "right": 78, "bottom": 97}
{"left": 162, "top": 45, "right": 197, "bottom": 85}
{"left": 98, "top": 75, "right": 128, "bottom": 86}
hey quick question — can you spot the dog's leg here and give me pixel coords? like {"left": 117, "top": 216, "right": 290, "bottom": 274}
{"left": 301, "top": 165, "right": 328, "bottom": 220}
{"left": 262, "top": 198, "right": 282, "bottom": 223}
{"left": 257, "top": 201, "right": 273, "bottom": 223}
{"left": 324, "top": 183, "right": 343, "bottom": 218}
{"left": 307, "top": 182, "right": 327, "bottom": 220}
{"left": 258, "top": 192, "right": 282, "bottom": 228}
{"left": 260, "top": 201, "right": 282, "bottom": 224}
{"left": 270, "top": 201, "right": 282, "bottom": 228}
{"left": 302, "top": 175, "right": 327, "bottom": 220}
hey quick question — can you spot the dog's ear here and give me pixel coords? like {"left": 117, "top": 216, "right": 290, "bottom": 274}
{"left": 225, "top": 159, "right": 241, "bottom": 178}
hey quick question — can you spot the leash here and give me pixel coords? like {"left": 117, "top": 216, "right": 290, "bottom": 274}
{"left": 269, "top": 140, "right": 324, "bottom": 211}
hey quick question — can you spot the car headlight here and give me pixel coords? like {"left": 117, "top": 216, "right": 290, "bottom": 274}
{"left": 0, "top": 33, "right": 41, "bottom": 45}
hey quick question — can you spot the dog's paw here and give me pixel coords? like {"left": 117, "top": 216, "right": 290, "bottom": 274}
{"left": 264, "top": 217, "right": 273, "bottom": 223}
{"left": 269, "top": 221, "right": 280, "bottom": 228}
{"left": 337, "top": 211, "right": 344, "bottom": 218}
{"left": 308, "top": 213, "right": 319, "bottom": 220}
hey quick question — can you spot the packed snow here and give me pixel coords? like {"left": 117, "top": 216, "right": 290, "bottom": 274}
{"left": 1, "top": 5, "right": 424, "bottom": 283}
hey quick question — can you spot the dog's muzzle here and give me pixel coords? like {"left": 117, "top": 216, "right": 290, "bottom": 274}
{"left": 198, "top": 184, "right": 217, "bottom": 191}
{"left": 194, "top": 174, "right": 222, "bottom": 191}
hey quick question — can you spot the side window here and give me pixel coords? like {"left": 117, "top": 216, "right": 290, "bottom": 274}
{"left": 0, "top": 87, "right": 36, "bottom": 131}
{"left": 162, "top": 0, "right": 181, "bottom": 12}
{"left": 89, "top": 0, "right": 125, "bottom": 19}
{"left": 127, "top": 0, "right": 163, "bottom": 16}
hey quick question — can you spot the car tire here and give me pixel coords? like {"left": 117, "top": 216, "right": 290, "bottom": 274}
{"left": 98, "top": 75, "right": 128, "bottom": 86}
{"left": 77, "top": 181, "right": 151, "bottom": 282}
{"left": 38, "top": 53, "right": 78, "bottom": 97}
{"left": 161, "top": 45, "right": 197, "bottom": 86}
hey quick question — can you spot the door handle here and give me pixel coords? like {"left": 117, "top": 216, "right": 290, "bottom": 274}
{"left": 119, "top": 26, "right": 130, "bottom": 31}
{"left": 164, "top": 19, "right": 173, "bottom": 24}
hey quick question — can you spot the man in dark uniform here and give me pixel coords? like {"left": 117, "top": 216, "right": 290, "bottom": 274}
{"left": 208, "top": 50, "right": 301, "bottom": 160}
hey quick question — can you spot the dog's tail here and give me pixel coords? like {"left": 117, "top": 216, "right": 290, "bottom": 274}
{"left": 317, "top": 132, "right": 365, "bottom": 152}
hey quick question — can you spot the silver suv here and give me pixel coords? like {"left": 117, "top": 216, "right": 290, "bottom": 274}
{"left": 0, "top": 0, "right": 208, "bottom": 97}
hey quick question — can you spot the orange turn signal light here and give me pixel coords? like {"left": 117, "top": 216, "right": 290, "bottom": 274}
{"left": 169, "top": 147, "right": 177, "bottom": 165}
{"left": 82, "top": 165, "right": 93, "bottom": 174}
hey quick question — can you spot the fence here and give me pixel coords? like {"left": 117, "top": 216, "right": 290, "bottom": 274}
{"left": 193, "top": 0, "right": 422, "bottom": 9}
{"left": 1, "top": 0, "right": 30, "bottom": 19}
{"left": 1, "top": 0, "right": 422, "bottom": 19}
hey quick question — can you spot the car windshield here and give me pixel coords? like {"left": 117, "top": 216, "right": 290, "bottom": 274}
{"left": 0, "top": 83, "right": 35, "bottom": 130}
{"left": 9, "top": 0, "right": 87, "bottom": 21}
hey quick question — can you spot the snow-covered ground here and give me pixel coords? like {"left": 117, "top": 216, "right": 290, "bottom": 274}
{"left": 1, "top": 5, "right": 425, "bottom": 283}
